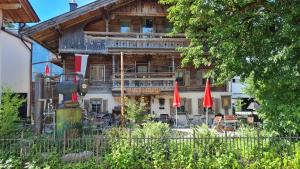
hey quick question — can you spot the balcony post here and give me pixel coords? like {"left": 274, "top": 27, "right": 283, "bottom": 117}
{"left": 105, "top": 18, "right": 109, "bottom": 33}
{"left": 120, "top": 52, "right": 125, "bottom": 126}
{"left": 172, "top": 56, "right": 175, "bottom": 72}
{"left": 112, "top": 55, "right": 115, "bottom": 75}
{"left": 148, "top": 61, "right": 151, "bottom": 73}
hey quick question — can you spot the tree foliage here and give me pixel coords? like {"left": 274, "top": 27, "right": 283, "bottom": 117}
{"left": 160, "top": 0, "right": 300, "bottom": 135}
{"left": 0, "top": 88, "right": 25, "bottom": 136}
{"left": 124, "top": 97, "right": 151, "bottom": 125}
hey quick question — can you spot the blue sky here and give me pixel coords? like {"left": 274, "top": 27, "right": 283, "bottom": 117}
{"left": 29, "top": 0, "right": 95, "bottom": 21}
{"left": 30, "top": 0, "right": 95, "bottom": 75}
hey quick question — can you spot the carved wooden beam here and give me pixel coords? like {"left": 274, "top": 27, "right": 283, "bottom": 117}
{"left": 55, "top": 25, "right": 62, "bottom": 37}
{"left": 0, "top": 3, "right": 21, "bottom": 10}
{"left": 100, "top": 8, "right": 110, "bottom": 20}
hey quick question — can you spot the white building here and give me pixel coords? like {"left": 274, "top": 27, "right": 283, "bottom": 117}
{"left": 231, "top": 76, "right": 250, "bottom": 99}
{"left": 0, "top": 0, "right": 39, "bottom": 118}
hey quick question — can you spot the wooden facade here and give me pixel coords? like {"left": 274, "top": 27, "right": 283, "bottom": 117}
{"left": 63, "top": 53, "right": 227, "bottom": 93}
{"left": 24, "top": 0, "right": 231, "bottom": 117}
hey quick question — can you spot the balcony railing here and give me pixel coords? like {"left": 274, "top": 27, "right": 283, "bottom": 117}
{"left": 84, "top": 32, "right": 188, "bottom": 53}
{"left": 112, "top": 72, "right": 175, "bottom": 92}
{"left": 113, "top": 72, "right": 174, "bottom": 79}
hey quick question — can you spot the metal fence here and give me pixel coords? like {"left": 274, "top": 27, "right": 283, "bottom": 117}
{"left": 0, "top": 131, "right": 299, "bottom": 166}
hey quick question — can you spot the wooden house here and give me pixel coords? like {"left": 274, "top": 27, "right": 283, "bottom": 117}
{"left": 23, "top": 0, "right": 231, "bottom": 125}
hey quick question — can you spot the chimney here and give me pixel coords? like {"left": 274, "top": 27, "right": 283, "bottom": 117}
{"left": 69, "top": 0, "right": 78, "bottom": 11}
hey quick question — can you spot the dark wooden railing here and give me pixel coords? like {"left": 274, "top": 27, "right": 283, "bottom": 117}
{"left": 83, "top": 32, "right": 188, "bottom": 53}
{"left": 112, "top": 72, "right": 176, "bottom": 91}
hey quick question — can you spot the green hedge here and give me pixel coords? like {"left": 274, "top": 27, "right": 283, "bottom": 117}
{"left": 1, "top": 123, "right": 300, "bottom": 169}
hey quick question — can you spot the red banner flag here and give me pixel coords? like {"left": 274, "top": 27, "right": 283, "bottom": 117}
{"left": 45, "top": 63, "right": 50, "bottom": 76}
{"left": 71, "top": 55, "right": 82, "bottom": 101}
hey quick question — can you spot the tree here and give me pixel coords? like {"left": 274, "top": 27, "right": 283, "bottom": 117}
{"left": 124, "top": 97, "right": 151, "bottom": 126}
{"left": 160, "top": 0, "right": 300, "bottom": 135}
{"left": 0, "top": 88, "right": 25, "bottom": 136}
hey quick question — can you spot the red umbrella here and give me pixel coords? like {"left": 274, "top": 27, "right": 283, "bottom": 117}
{"left": 173, "top": 81, "right": 181, "bottom": 107}
{"left": 45, "top": 63, "right": 50, "bottom": 76}
{"left": 173, "top": 81, "right": 181, "bottom": 127}
{"left": 203, "top": 79, "right": 213, "bottom": 108}
{"left": 203, "top": 79, "right": 213, "bottom": 125}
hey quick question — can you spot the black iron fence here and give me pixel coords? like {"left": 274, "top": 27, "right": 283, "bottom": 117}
{"left": 0, "top": 131, "right": 299, "bottom": 167}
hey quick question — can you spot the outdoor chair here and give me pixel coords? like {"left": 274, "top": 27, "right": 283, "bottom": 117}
{"left": 190, "top": 115, "right": 202, "bottom": 126}
{"left": 159, "top": 114, "right": 170, "bottom": 123}
{"left": 247, "top": 116, "right": 254, "bottom": 125}
{"left": 212, "top": 116, "right": 224, "bottom": 133}
{"left": 185, "top": 112, "right": 194, "bottom": 127}
{"left": 223, "top": 115, "right": 238, "bottom": 131}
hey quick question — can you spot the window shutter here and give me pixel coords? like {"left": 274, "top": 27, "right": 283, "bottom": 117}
{"left": 198, "top": 98, "right": 204, "bottom": 114}
{"left": 195, "top": 70, "right": 202, "bottom": 86}
{"left": 102, "top": 99, "right": 108, "bottom": 112}
{"left": 169, "top": 98, "right": 174, "bottom": 115}
{"left": 90, "top": 66, "right": 95, "bottom": 81}
{"left": 186, "top": 98, "right": 192, "bottom": 114}
{"left": 214, "top": 98, "right": 220, "bottom": 114}
{"left": 184, "top": 70, "right": 190, "bottom": 86}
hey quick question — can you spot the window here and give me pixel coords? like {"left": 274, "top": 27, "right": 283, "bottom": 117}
{"left": 91, "top": 99, "right": 102, "bottom": 113}
{"left": 143, "top": 19, "right": 154, "bottom": 33}
{"left": 120, "top": 20, "right": 131, "bottom": 33}
{"left": 137, "top": 65, "right": 148, "bottom": 73}
{"left": 159, "top": 98, "right": 165, "bottom": 109}
{"left": 164, "top": 21, "right": 173, "bottom": 33}
{"left": 177, "top": 98, "right": 192, "bottom": 114}
{"left": 90, "top": 65, "right": 105, "bottom": 81}
{"left": 175, "top": 70, "right": 185, "bottom": 86}
{"left": 89, "top": 99, "right": 108, "bottom": 113}
{"left": 136, "top": 63, "right": 148, "bottom": 73}
{"left": 177, "top": 98, "right": 186, "bottom": 113}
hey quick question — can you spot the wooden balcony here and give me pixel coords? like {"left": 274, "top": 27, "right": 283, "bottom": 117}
{"left": 59, "top": 31, "right": 188, "bottom": 54}
{"left": 84, "top": 32, "right": 188, "bottom": 54}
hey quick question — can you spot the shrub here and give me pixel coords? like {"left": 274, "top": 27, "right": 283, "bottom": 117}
{"left": 124, "top": 97, "right": 152, "bottom": 126}
{"left": 0, "top": 88, "right": 25, "bottom": 136}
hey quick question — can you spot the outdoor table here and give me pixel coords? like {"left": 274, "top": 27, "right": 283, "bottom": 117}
{"left": 223, "top": 120, "right": 238, "bottom": 130}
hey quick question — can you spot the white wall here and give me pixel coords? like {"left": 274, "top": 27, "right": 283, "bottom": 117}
{"left": 83, "top": 93, "right": 118, "bottom": 113}
{"left": 231, "top": 76, "right": 251, "bottom": 99}
{"left": 82, "top": 90, "right": 231, "bottom": 126}
{"left": 150, "top": 91, "right": 232, "bottom": 117}
{"left": 0, "top": 30, "right": 32, "bottom": 116}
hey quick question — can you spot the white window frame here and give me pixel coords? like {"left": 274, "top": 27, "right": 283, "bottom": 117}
{"left": 120, "top": 19, "right": 131, "bottom": 33}
{"left": 90, "top": 64, "right": 105, "bottom": 82}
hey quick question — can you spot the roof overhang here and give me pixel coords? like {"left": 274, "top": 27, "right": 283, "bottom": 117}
{"left": 0, "top": 0, "right": 39, "bottom": 23}
{"left": 21, "top": 0, "right": 131, "bottom": 54}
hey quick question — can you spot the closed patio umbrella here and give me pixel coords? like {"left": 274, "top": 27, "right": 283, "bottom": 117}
{"left": 203, "top": 79, "right": 213, "bottom": 125}
{"left": 173, "top": 81, "right": 181, "bottom": 127}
